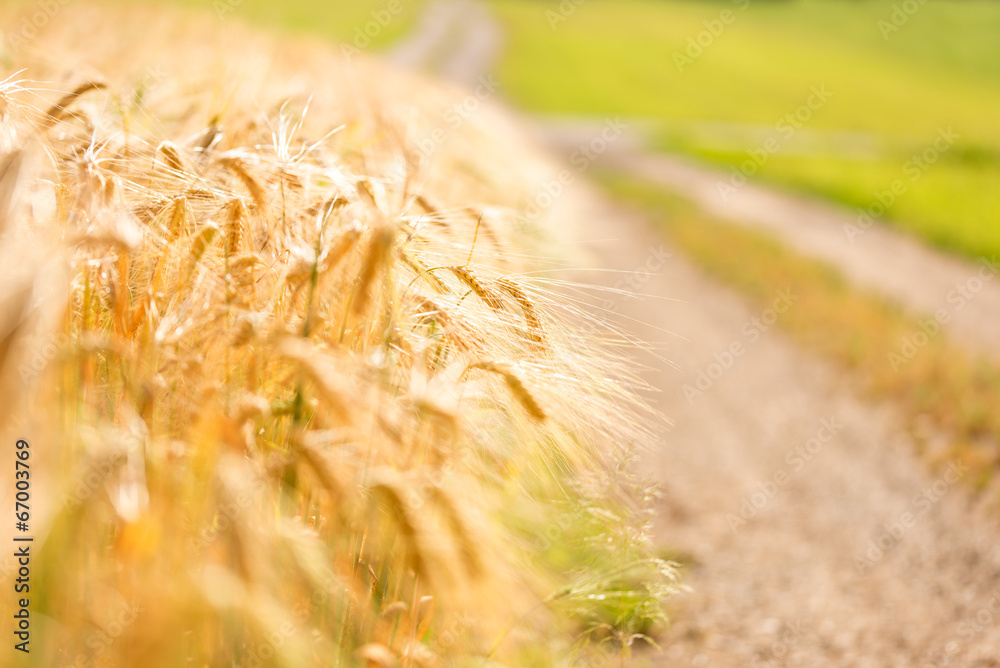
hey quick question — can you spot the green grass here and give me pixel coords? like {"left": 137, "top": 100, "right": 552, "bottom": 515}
{"left": 603, "top": 173, "right": 1000, "bottom": 485}
{"left": 489, "top": 0, "right": 1000, "bottom": 259}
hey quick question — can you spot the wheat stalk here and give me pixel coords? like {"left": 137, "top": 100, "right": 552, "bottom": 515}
{"left": 40, "top": 79, "right": 106, "bottom": 129}
{"left": 448, "top": 265, "right": 504, "bottom": 311}
{"left": 496, "top": 277, "right": 546, "bottom": 348}
{"left": 468, "top": 360, "right": 547, "bottom": 420}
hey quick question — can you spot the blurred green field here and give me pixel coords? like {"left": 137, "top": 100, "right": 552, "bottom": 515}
{"left": 490, "top": 0, "right": 1000, "bottom": 260}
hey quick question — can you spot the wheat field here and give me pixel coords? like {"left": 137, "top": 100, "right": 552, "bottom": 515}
{"left": 0, "top": 4, "right": 676, "bottom": 666}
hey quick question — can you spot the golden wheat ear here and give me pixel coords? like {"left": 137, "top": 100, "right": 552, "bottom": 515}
{"left": 156, "top": 141, "right": 187, "bottom": 174}
{"left": 318, "top": 223, "right": 362, "bottom": 279}
{"left": 219, "top": 154, "right": 268, "bottom": 213}
{"left": 448, "top": 265, "right": 504, "bottom": 311}
{"left": 353, "top": 225, "right": 396, "bottom": 315}
{"left": 467, "top": 360, "right": 547, "bottom": 420}
{"left": 367, "top": 470, "right": 434, "bottom": 585}
{"left": 289, "top": 427, "right": 348, "bottom": 508}
{"left": 356, "top": 643, "right": 397, "bottom": 667}
{"left": 40, "top": 79, "right": 107, "bottom": 129}
{"left": 400, "top": 249, "right": 449, "bottom": 294}
{"left": 429, "top": 483, "right": 486, "bottom": 579}
{"left": 277, "top": 338, "right": 354, "bottom": 425}
{"left": 220, "top": 197, "right": 248, "bottom": 255}
{"left": 496, "top": 277, "right": 547, "bottom": 348}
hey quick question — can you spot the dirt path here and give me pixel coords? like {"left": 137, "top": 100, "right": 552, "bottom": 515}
{"left": 388, "top": 3, "right": 1000, "bottom": 665}
{"left": 387, "top": 0, "right": 502, "bottom": 88}
{"left": 550, "top": 183, "right": 1000, "bottom": 667}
